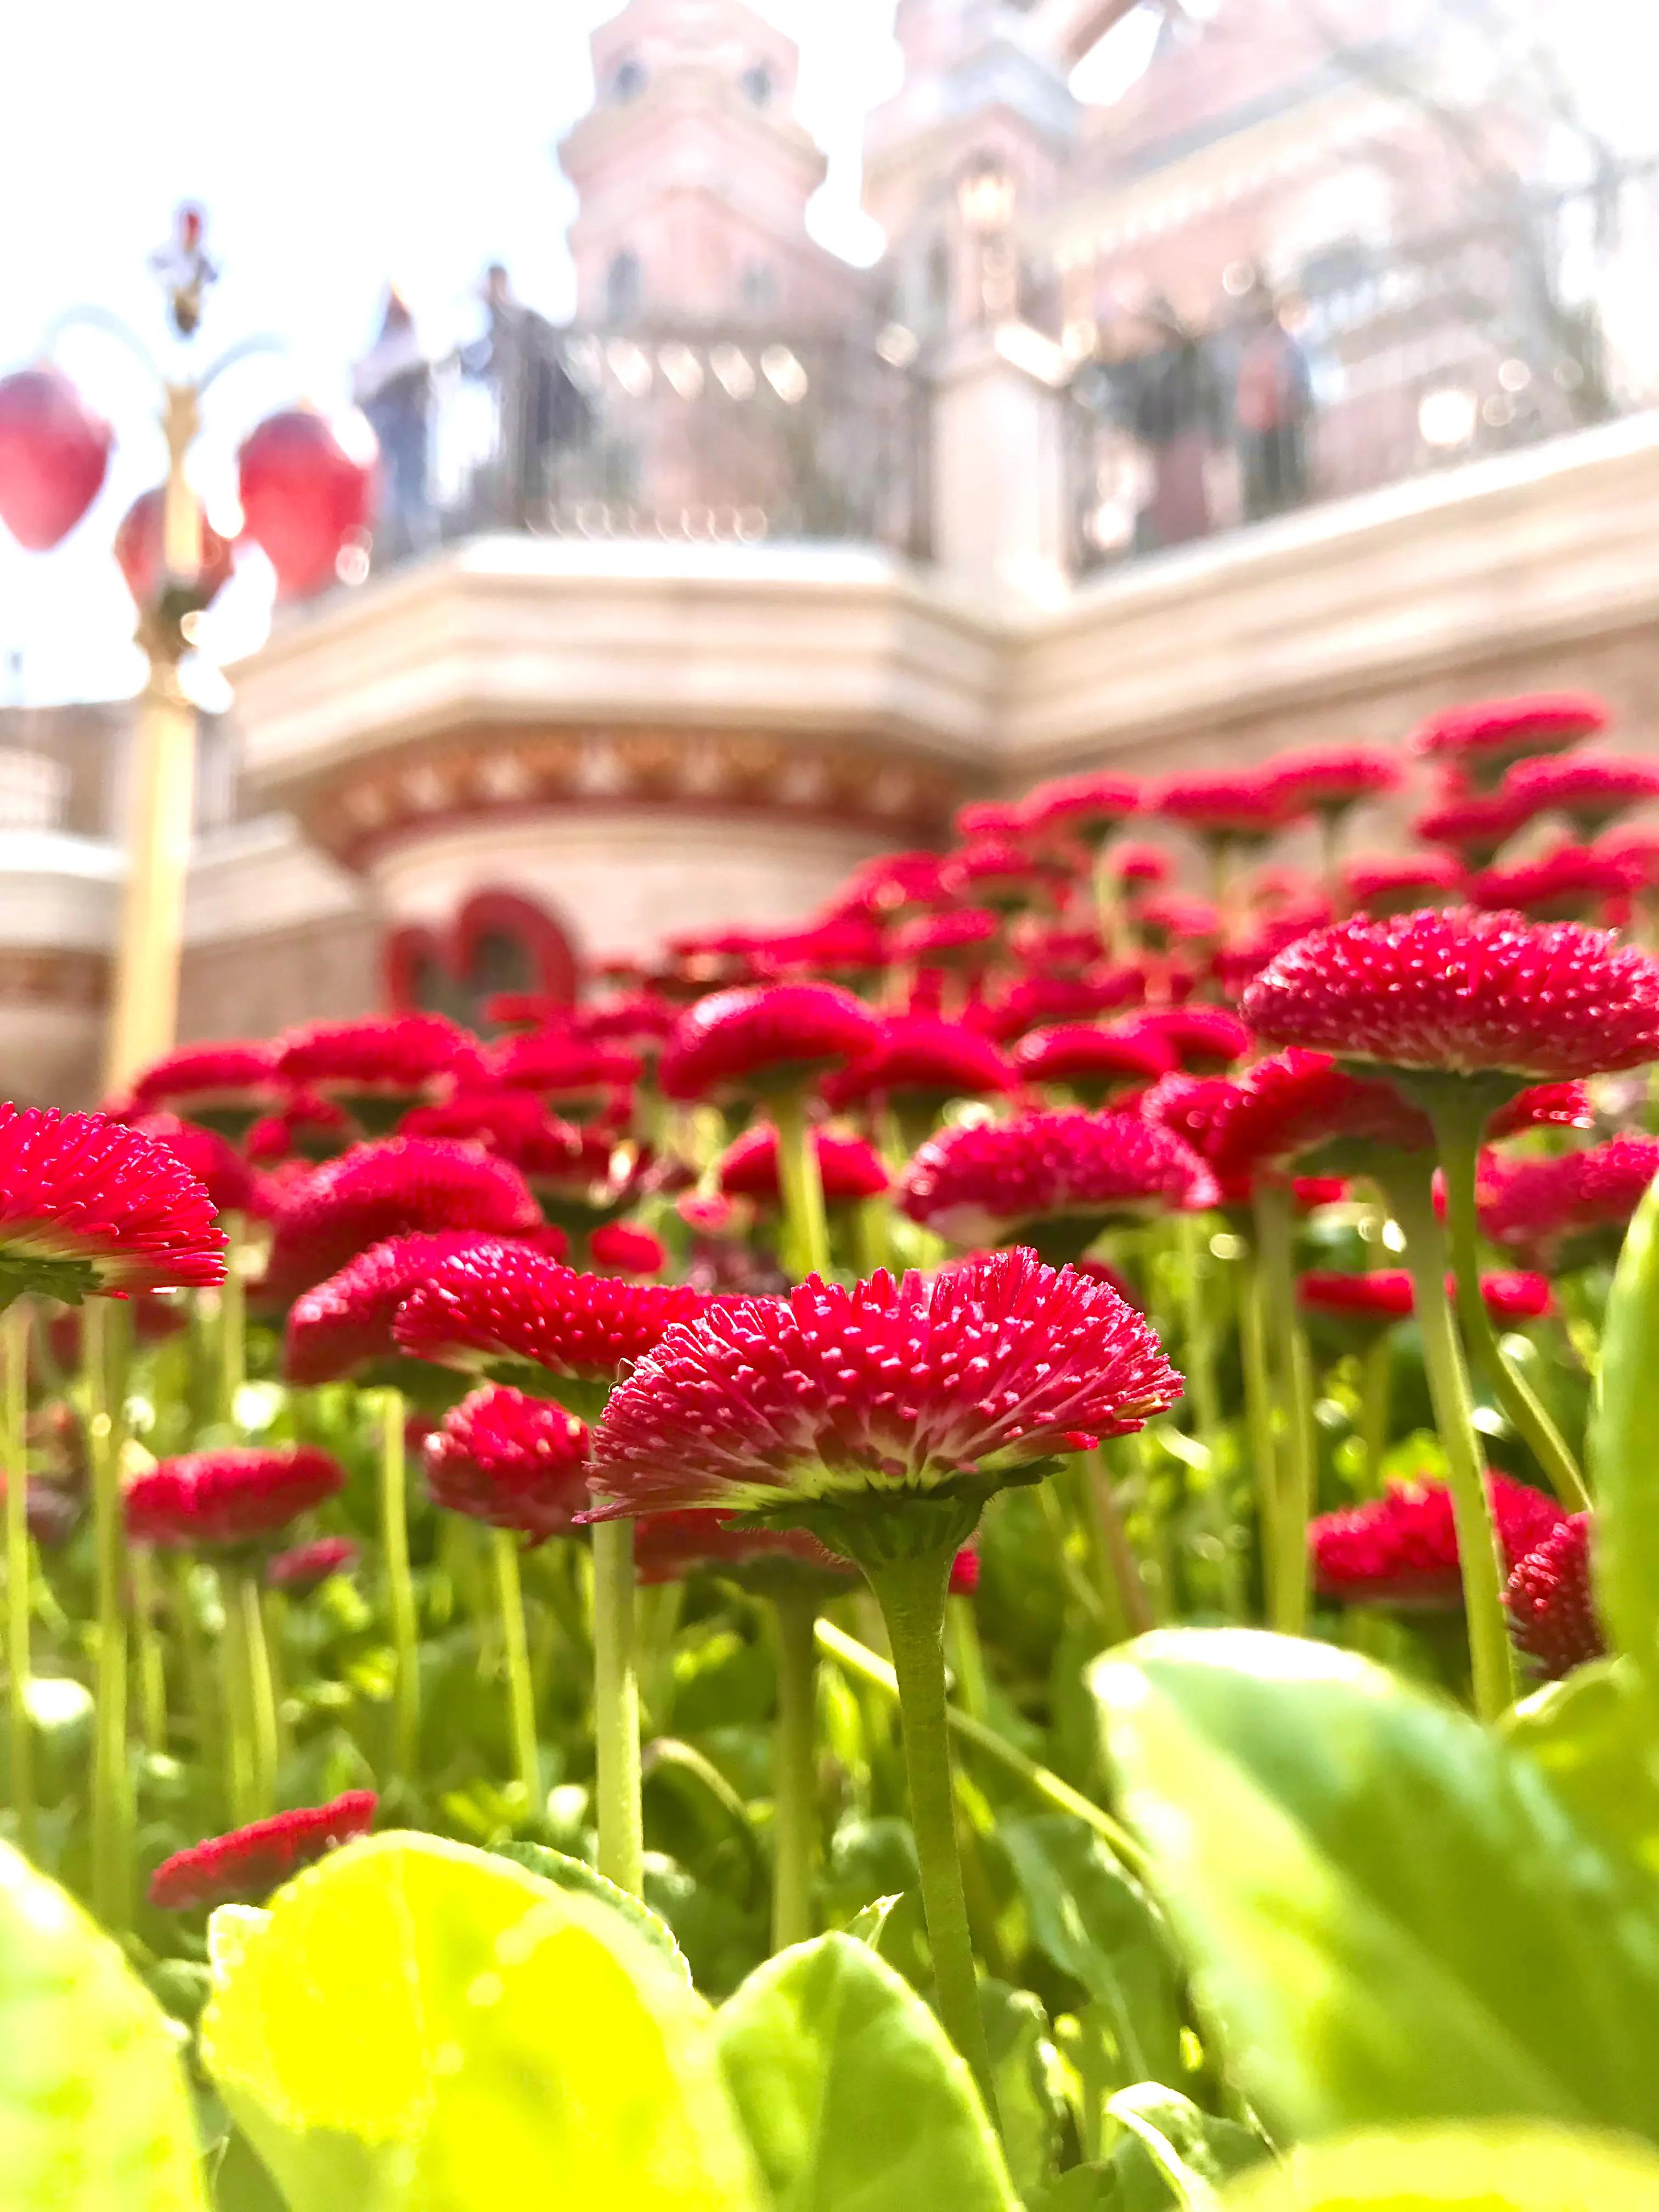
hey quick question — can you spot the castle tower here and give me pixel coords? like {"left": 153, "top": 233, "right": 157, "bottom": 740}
{"left": 558, "top": 0, "right": 869, "bottom": 329}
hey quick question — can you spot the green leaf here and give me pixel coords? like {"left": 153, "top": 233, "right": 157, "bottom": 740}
{"left": 1105, "top": 2086, "right": 1267, "bottom": 2211}
{"left": 1091, "top": 1629, "right": 1659, "bottom": 2143}
{"left": 713, "top": 1930, "right": 1019, "bottom": 2211}
{"left": 1001, "top": 1815, "right": 1186, "bottom": 2090}
{"left": 1217, "top": 2120, "right": 1659, "bottom": 2208}
{"left": 202, "top": 1829, "right": 761, "bottom": 2211}
{"left": 843, "top": 1892, "right": 903, "bottom": 1953}
{"left": 0, "top": 1839, "right": 207, "bottom": 2210}
{"left": 981, "top": 1978, "right": 1065, "bottom": 2201}
{"left": 490, "top": 1838, "right": 692, "bottom": 1983}
{"left": 1504, "top": 1658, "right": 1659, "bottom": 1880}
{"left": 1589, "top": 1164, "right": 1659, "bottom": 1684}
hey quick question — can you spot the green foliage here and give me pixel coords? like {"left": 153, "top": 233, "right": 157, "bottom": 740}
{"left": 1589, "top": 1166, "right": 1659, "bottom": 1688}
{"left": 490, "top": 1836, "right": 692, "bottom": 1982}
{"left": 0, "top": 1840, "right": 206, "bottom": 2210}
{"left": 712, "top": 1931, "right": 1019, "bottom": 2211}
{"left": 201, "top": 1830, "right": 761, "bottom": 2210}
{"left": 1216, "top": 2121, "right": 1659, "bottom": 2208}
{"left": 1091, "top": 1629, "right": 1659, "bottom": 2145}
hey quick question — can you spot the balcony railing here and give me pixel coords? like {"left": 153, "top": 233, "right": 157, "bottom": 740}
{"left": 363, "top": 319, "right": 930, "bottom": 573}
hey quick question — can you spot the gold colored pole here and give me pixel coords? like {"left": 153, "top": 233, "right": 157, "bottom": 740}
{"left": 103, "top": 381, "right": 202, "bottom": 1096}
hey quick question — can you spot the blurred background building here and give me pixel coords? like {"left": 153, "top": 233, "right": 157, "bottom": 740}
{"left": 8, "top": 0, "right": 1659, "bottom": 1097}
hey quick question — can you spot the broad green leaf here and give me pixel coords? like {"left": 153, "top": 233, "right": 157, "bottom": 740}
{"left": 0, "top": 1839, "right": 207, "bottom": 2210}
{"left": 1001, "top": 1815, "right": 1186, "bottom": 2090}
{"left": 490, "top": 1837, "right": 692, "bottom": 1983}
{"left": 1218, "top": 2120, "right": 1659, "bottom": 2208}
{"left": 1091, "top": 1630, "right": 1659, "bottom": 2143}
{"left": 1105, "top": 2086, "right": 1268, "bottom": 2211}
{"left": 713, "top": 1930, "right": 1019, "bottom": 2211}
{"left": 1589, "top": 1165, "right": 1659, "bottom": 1684}
{"left": 1504, "top": 1658, "right": 1659, "bottom": 1879}
{"left": 202, "top": 1829, "right": 761, "bottom": 2211}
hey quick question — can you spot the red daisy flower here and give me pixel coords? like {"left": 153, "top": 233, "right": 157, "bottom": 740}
{"left": 1132, "top": 892, "right": 1222, "bottom": 950}
{"left": 822, "top": 1015, "right": 1015, "bottom": 1113}
{"left": 718, "top": 1121, "right": 889, "bottom": 1207}
{"left": 424, "top": 1383, "right": 591, "bottom": 1539}
{"left": 1153, "top": 771, "right": 1290, "bottom": 842}
{"left": 1413, "top": 789, "right": 1536, "bottom": 868}
{"left": 245, "top": 1089, "right": 352, "bottom": 1166}
{"left": 828, "top": 850, "right": 948, "bottom": 922}
{"left": 400, "top": 1088, "right": 561, "bottom": 1150}
{"left": 1110, "top": 841, "right": 1172, "bottom": 887}
{"left": 126, "top": 1444, "right": 346, "bottom": 1549}
{"left": 285, "top": 1230, "right": 509, "bottom": 1386}
{"left": 1499, "top": 752, "right": 1659, "bottom": 837}
{"left": 263, "top": 1137, "right": 541, "bottom": 1302}
{"left": 585, "top": 1248, "right": 1183, "bottom": 1521}
{"left": 277, "top": 1014, "right": 486, "bottom": 1130}
{"left": 899, "top": 1108, "right": 1218, "bottom": 1257}
{"left": 127, "top": 1040, "right": 279, "bottom": 1138}
{"left": 1138, "top": 1073, "right": 1243, "bottom": 1173}
{"left": 633, "top": 1510, "right": 853, "bottom": 1589}
{"left": 889, "top": 909, "right": 1002, "bottom": 967}
{"left": 1207, "top": 1049, "right": 1433, "bottom": 1185}
{"left": 1265, "top": 745, "right": 1402, "bottom": 817}
{"left": 148, "top": 1790, "right": 378, "bottom": 1910}
{"left": 485, "top": 1031, "right": 642, "bottom": 1106}
{"left": 576, "top": 992, "right": 681, "bottom": 1051}
{"left": 1487, "top": 1081, "right": 1596, "bottom": 1139}
{"left": 481, "top": 992, "right": 566, "bottom": 1032}
{"left": 658, "top": 984, "right": 882, "bottom": 1104}
{"left": 266, "top": 1534, "right": 360, "bottom": 1593}
{"left": 971, "top": 967, "right": 1146, "bottom": 1043}
{"left": 1479, "top": 1268, "right": 1555, "bottom": 1323}
{"left": 128, "top": 1111, "right": 257, "bottom": 1219}
{"left": 0, "top": 1105, "right": 227, "bottom": 1304}
{"left": 954, "top": 800, "right": 1024, "bottom": 840}
{"left": 1297, "top": 1267, "right": 1553, "bottom": 1328}
{"left": 1019, "top": 769, "right": 1142, "bottom": 845}
{"left": 941, "top": 839, "right": 1068, "bottom": 911}
{"left": 752, "top": 919, "right": 890, "bottom": 985}
{"left": 1505, "top": 1513, "right": 1604, "bottom": 1679}
{"left": 1343, "top": 851, "right": 1466, "bottom": 917}
{"left": 1012, "top": 1023, "right": 1175, "bottom": 1101}
{"left": 588, "top": 1221, "right": 667, "bottom": 1276}
{"left": 393, "top": 1240, "right": 711, "bottom": 1414}
{"left": 1120, "top": 1005, "right": 1252, "bottom": 1073}
{"left": 1470, "top": 845, "right": 1643, "bottom": 924}
{"left": 1408, "top": 692, "right": 1608, "bottom": 785}
{"left": 1311, "top": 1471, "right": 1566, "bottom": 1606}
{"left": 1240, "top": 907, "right": 1659, "bottom": 1082}
{"left": 1476, "top": 1135, "right": 1659, "bottom": 1268}
{"left": 1007, "top": 919, "right": 1107, "bottom": 973}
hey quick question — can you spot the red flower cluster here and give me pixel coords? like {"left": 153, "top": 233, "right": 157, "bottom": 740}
{"left": 149, "top": 1790, "right": 377, "bottom": 1909}
{"left": 899, "top": 1109, "right": 1218, "bottom": 1250}
{"left": 266, "top": 1534, "right": 360, "bottom": 1593}
{"left": 277, "top": 1013, "right": 484, "bottom": 1103}
{"left": 1311, "top": 1471, "right": 1565, "bottom": 1605}
{"left": 285, "top": 1231, "right": 506, "bottom": 1385}
{"left": 1408, "top": 692, "right": 1607, "bottom": 782}
{"left": 127, "top": 1111, "right": 258, "bottom": 1219}
{"left": 586, "top": 1248, "right": 1183, "bottom": 1520}
{"left": 0, "top": 1104, "right": 227, "bottom": 1301}
{"left": 1505, "top": 1513, "right": 1604, "bottom": 1679}
{"left": 718, "top": 1121, "right": 888, "bottom": 1206}
{"left": 659, "top": 983, "right": 880, "bottom": 1103}
{"left": 822, "top": 1016, "right": 1014, "bottom": 1110}
{"left": 1297, "top": 1268, "right": 1553, "bottom": 1327}
{"left": 126, "top": 1445, "right": 345, "bottom": 1549}
{"left": 1476, "top": 1135, "right": 1659, "bottom": 1267}
{"left": 588, "top": 1221, "right": 667, "bottom": 1276}
{"left": 1011, "top": 1023, "right": 1173, "bottom": 1097}
{"left": 127, "top": 1040, "right": 279, "bottom": 1132}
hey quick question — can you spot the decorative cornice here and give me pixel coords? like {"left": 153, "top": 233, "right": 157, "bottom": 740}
{"left": 307, "top": 724, "right": 964, "bottom": 871}
{"left": 0, "top": 948, "right": 108, "bottom": 1009}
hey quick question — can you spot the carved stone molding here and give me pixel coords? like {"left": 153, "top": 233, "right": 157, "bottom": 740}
{"left": 0, "top": 949, "right": 108, "bottom": 1009}
{"left": 306, "top": 724, "right": 964, "bottom": 869}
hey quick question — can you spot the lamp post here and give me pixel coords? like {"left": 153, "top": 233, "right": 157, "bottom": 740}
{"left": 956, "top": 151, "right": 1019, "bottom": 325}
{"left": 0, "top": 206, "right": 375, "bottom": 1097}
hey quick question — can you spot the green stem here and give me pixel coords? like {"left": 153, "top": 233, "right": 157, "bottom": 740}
{"left": 1253, "top": 1183, "right": 1317, "bottom": 1637}
{"left": 218, "top": 1216, "right": 246, "bottom": 1429}
{"left": 3, "top": 1301, "right": 33, "bottom": 1855}
{"left": 491, "top": 1527, "right": 541, "bottom": 1824}
{"left": 814, "top": 1617, "right": 1148, "bottom": 1871}
{"left": 1176, "top": 1215, "right": 1244, "bottom": 1618}
{"left": 230, "top": 1560, "right": 279, "bottom": 1819}
{"left": 219, "top": 1565, "right": 256, "bottom": 1826}
{"left": 170, "top": 1556, "right": 216, "bottom": 1773}
{"left": 860, "top": 1542, "right": 1000, "bottom": 2126}
{"left": 1358, "top": 1333, "right": 1395, "bottom": 1496}
{"left": 1432, "top": 1104, "right": 1590, "bottom": 1511}
{"left": 772, "top": 1085, "right": 831, "bottom": 1280}
{"left": 1386, "top": 1162, "right": 1517, "bottom": 1723}
{"left": 770, "top": 1590, "right": 819, "bottom": 1953}
{"left": 853, "top": 1195, "right": 894, "bottom": 1279}
{"left": 592, "top": 1518, "right": 644, "bottom": 1894}
{"left": 946, "top": 1593, "right": 991, "bottom": 1722}
{"left": 86, "top": 1300, "right": 132, "bottom": 1928}
{"left": 131, "top": 1547, "right": 168, "bottom": 1758}
{"left": 1237, "top": 1243, "right": 1279, "bottom": 1611}
{"left": 264, "top": 1588, "right": 294, "bottom": 1770}
{"left": 1082, "top": 1448, "right": 1154, "bottom": 1638}
{"left": 379, "top": 1389, "right": 420, "bottom": 1785}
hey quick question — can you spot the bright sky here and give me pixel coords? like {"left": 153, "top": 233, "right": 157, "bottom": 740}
{"left": 0, "top": 0, "right": 920, "bottom": 707}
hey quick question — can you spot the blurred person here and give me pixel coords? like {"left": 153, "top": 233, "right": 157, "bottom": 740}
{"left": 1233, "top": 279, "right": 1313, "bottom": 521}
{"left": 464, "top": 263, "right": 590, "bottom": 524}
{"left": 353, "top": 289, "right": 432, "bottom": 558}
{"left": 1102, "top": 292, "right": 1226, "bottom": 551}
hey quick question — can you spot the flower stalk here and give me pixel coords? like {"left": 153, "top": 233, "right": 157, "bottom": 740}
{"left": 3, "top": 1299, "right": 34, "bottom": 1855}
{"left": 772, "top": 1084, "right": 831, "bottom": 1281}
{"left": 490, "top": 1526, "right": 541, "bottom": 1824}
{"left": 770, "top": 1589, "right": 819, "bottom": 1953}
{"left": 85, "top": 1298, "right": 133, "bottom": 1928}
{"left": 591, "top": 1516, "right": 644, "bottom": 1894}
{"left": 1252, "top": 1181, "right": 1316, "bottom": 1635}
{"left": 379, "top": 1388, "right": 421, "bottom": 1785}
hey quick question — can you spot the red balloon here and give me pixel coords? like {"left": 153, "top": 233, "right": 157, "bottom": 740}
{"left": 113, "top": 487, "right": 235, "bottom": 610}
{"left": 0, "top": 366, "right": 113, "bottom": 551}
{"left": 236, "top": 408, "right": 375, "bottom": 600}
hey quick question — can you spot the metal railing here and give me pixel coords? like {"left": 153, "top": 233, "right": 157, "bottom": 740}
{"left": 362, "top": 318, "right": 931, "bottom": 572}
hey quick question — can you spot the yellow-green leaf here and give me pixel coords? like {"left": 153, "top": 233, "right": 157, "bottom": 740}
{"left": 1220, "top": 2120, "right": 1659, "bottom": 2208}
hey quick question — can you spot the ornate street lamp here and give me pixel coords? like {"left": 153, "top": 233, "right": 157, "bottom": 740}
{"left": 956, "top": 151, "right": 1019, "bottom": 324}
{"left": 0, "top": 206, "right": 376, "bottom": 1094}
